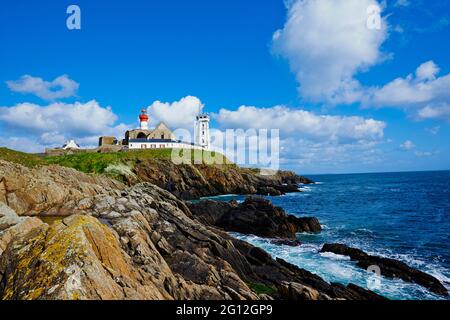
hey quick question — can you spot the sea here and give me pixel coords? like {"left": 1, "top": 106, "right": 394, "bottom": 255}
{"left": 205, "top": 171, "right": 450, "bottom": 300}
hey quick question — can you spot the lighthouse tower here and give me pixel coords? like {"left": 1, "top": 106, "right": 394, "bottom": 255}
{"left": 195, "top": 114, "right": 210, "bottom": 150}
{"left": 139, "top": 109, "right": 149, "bottom": 130}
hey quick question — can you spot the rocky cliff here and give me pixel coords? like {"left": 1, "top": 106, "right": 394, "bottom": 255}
{"left": 0, "top": 158, "right": 384, "bottom": 300}
{"left": 132, "top": 159, "right": 313, "bottom": 200}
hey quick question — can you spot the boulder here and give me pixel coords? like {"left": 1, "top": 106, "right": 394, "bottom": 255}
{"left": 270, "top": 239, "right": 302, "bottom": 247}
{"left": 0, "top": 202, "right": 43, "bottom": 256}
{"left": 188, "top": 197, "right": 322, "bottom": 239}
{"left": 321, "top": 244, "right": 448, "bottom": 297}
{"left": 0, "top": 215, "right": 170, "bottom": 300}
{"left": 279, "top": 281, "right": 330, "bottom": 300}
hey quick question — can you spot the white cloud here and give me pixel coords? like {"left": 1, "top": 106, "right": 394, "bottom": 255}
{"left": 425, "top": 125, "right": 441, "bottom": 135}
{"left": 400, "top": 140, "right": 416, "bottom": 151}
{"left": 417, "top": 103, "right": 450, "bottom": 122}
{"left": 415, "top": 61, "right": 440, "bottom": 81}
{"left": 0, "top": 136, "right": 46, "bottom": 154}
{"left": 272, "top": 1, "right": 450, "bottom": 124}
{"left": 215, "top": 105, "right": 386, "bottom": 142}
{"left": 0, "top": 100, "right": 129, "bottom": 151}
{"left": 213, "top": 104, "right": 387, "bottom": 171}
{"left": 363, "top": 61, "right": 450, "bottom": 122}
{"left": 415, "top": 151, "right": 433, "bottom": 157}
{"left": 146, "top": 96, "right": 203, "bottom": 130}
{"left": 6, "top": 75, "right": 79, "bottom": 101}
{"left": 395, "top": 0, "right": 410, "bottom": 7}
{"left": 272, "top": 0, "right": 388, "bottom": 104}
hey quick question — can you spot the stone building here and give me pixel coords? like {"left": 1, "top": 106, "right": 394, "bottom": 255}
{"left": 98, "top": 136, "right": 118, "bottom": 147}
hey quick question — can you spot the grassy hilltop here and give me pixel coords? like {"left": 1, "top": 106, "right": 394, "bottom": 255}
{"left": 0, "top": 147, "right": 46, "bottom": 167}
{"left": 0, "top": 147, "right": 231, "bottom": 174}
{"left": 0, "top": 147, "right": 309, "bottom": 200}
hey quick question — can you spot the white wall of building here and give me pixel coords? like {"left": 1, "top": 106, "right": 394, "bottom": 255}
{"left": 128, "top": 141, "right": 205, "bottom": 151}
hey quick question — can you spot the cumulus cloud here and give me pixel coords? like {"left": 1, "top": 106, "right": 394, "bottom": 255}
{"left": 273, "top": 0, "right": 388, "bottom": 104}
{"left": 0, "top": 100, "right": 129, "bottom": 150}
{"left": 215, "top": 105, "right": 386, "bottom": 142}
{"left": 273, "top": 1, "right": 450, "bottom": 124}
{"left": 6, "top": 75, "right": 79, "bottom": 101}
{"left": 363, "top": 61, "right": 450, "bottom": 122}
{"left": 146, "top": 96, "right": 203, "bottom": 130}
{"left": 415, "top": 61, "right": 440, "bottom": 81}
{"left": 213, "top": 104, "right": 387, "bottom": 171}
{"left": 417, "top": 103, "right": 450, "bottom": 122}
{"left": 400, "top": 140, "right": 416, "bottom": 151}
{"left": 0, "top": 136, "right": 47, "bottom": 154}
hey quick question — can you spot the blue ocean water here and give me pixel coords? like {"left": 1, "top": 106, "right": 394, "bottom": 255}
{"left": 206, "top": 171, "right": 450, "bottom": 300}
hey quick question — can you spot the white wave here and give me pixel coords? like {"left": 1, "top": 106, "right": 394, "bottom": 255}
{"left": 201, "top": 194, "right": 240, "bottom": 199}
{"left": 320, "top": 252, "right": 352, "bottom": 261}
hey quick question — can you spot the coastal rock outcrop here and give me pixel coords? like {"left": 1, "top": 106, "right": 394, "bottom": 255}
{"left": 0, "top": 158, "right": 385, "bottom": 300}
{"left": 0, "top": 202, "right": 43, "bottom": 256}
{"left": 0, "top": 215, "right": 171, "bottom": 300}
{"left": 321, "top": 244, "right": 448, "bottom": 297}
{"left": 188, "top": 197, "right": 321, "bottom": 239}
{"left": 133, "top": 159, "right": 312, "bottom": 200}
{"left": 0, "top": 160, "right": 124, "bottom": 216}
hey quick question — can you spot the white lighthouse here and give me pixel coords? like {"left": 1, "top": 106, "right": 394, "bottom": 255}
{"left": 195, "top": 114, "right": 210, "bottom": 150}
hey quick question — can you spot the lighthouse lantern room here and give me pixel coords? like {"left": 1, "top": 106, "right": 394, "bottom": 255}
{"left": 139, "top": 109, "right": 149, "bottom": 130}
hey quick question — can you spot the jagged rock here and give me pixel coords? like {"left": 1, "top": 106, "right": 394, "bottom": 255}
{"left": 321, "top": 244, "right": 448, "bottom": 297}
{"left": 270, "top": 239, "right": 302, "bottom": 247}
{"left": 0, "top": 160, "right": 125, "bottom": 216}
{"left": 133, "top": 159, "right": 312, "bottom": 200}
{"left": 257, "top": 186, "right": 283, "bottom": 196}
{"left": 0, "top": 202, "right": 43, "bottom": 256}
{"left": 0, "top": 215, "right": 170, "bottom": 300}
{"left": 279, "top": 281, "right": 331, "bottom": 300}
{"left": 188, "top": 197, "right": 322, "bottom": 239}
{"left": 0, "top": 158, "right": 384, "bottom": 300}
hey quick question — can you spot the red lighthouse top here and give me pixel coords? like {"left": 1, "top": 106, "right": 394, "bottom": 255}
{"left": 139, "top": 109, "right": 149, "bottom": 122}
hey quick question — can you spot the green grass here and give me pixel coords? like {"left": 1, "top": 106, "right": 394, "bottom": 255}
{"left": 44, "top": 149, "right": 232, "bottom": 174}
{"left": 1, "top": 147, "right": 232, "bottom": 175}
{"left": 247, "top": 282, "right": 277, "bottom": 296}
{"left": 0, "top": 147, "right": 45, "bottom": 167}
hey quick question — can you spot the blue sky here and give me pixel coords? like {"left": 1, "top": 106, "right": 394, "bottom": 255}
{"left": 0, "top": 0, "right": 449, "bottom": 174}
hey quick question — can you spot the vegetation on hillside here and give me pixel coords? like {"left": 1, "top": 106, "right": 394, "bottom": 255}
{"left": 247, "top": 282, "right": 277, "bottom": 296}
{"left": 0, "top": 147, "right": 45, "bottom": 167}
{"left": 0, "top": 147, "right": 232, "bottom": 175}
{"left": 44, "top": 149, "right": 232, "bottom": 174}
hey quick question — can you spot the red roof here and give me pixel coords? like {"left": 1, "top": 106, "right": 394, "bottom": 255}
{"left": 139, "top": 109, "right": 149, "bottom": 121}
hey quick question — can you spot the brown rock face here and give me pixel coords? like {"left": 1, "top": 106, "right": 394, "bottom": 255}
{"left": 0, "top": 159, "right": 385, "bottom": 301}
{"left": 0, "top": 215, "right": 169, "bottom": 300}
{"left": 0, "top": 202, "right": 43, "bottom": 256}
{"left": 133, "top": 159, "right": 313, "bottom": 200}
{"left": 0, "top": 160, "right": 125, "bottom": 216}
